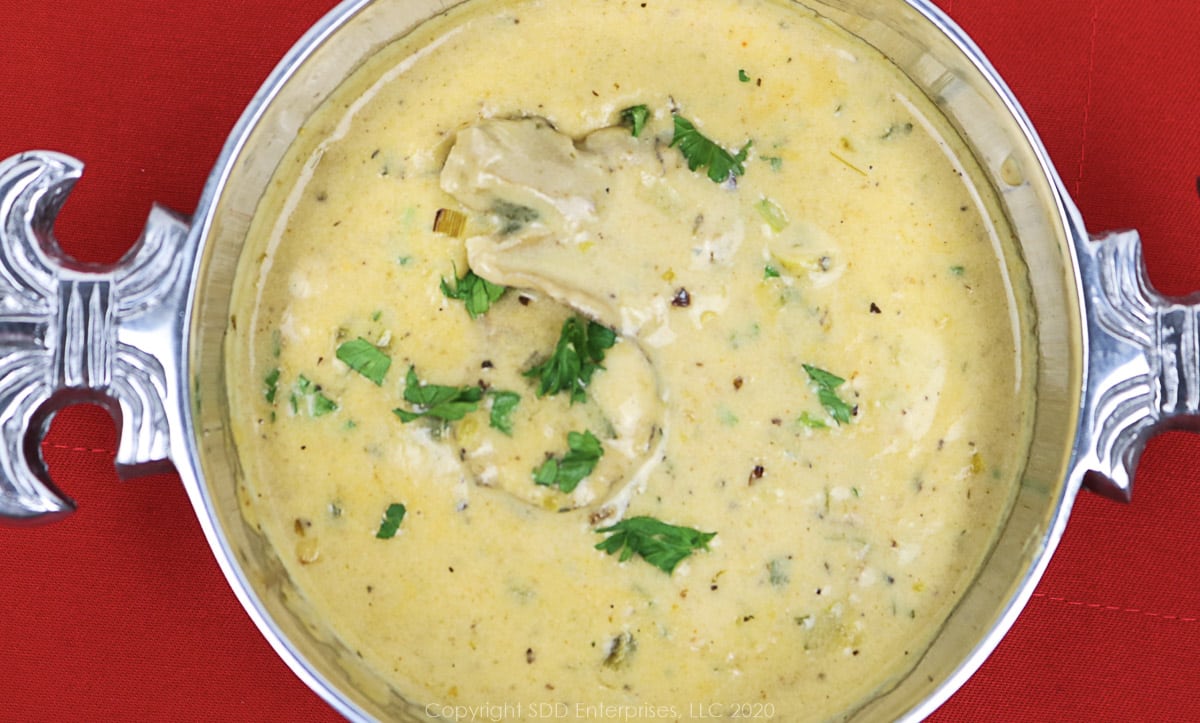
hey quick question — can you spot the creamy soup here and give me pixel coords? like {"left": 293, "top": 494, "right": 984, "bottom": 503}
{"left": 226, "top": 0, "right": 1035, "bottom": 720}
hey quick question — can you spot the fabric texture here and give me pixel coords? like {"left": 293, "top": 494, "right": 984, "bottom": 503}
{"left": 1, "top": 0, "right": 1197, "bottom": 720}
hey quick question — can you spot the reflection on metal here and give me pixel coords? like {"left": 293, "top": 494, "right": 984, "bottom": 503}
{"left": 0, "top": 151, "right": 190, "bottom": 523}
{"left": 1076, "top": 228, "right": 1200, "bottom": 501}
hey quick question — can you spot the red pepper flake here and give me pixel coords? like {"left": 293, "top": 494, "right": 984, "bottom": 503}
{"left": 671, "top": 287, "right": 691, "bottom": 307}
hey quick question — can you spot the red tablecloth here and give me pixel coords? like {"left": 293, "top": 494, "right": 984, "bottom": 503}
{"left": 2, "top": 1, "right": 1198, "bottom": 721}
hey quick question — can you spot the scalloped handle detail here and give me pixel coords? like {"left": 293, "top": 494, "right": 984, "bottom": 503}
{"left": 0, "top": 151, "right": 192, "bottom": 524}
{"left": 1074, "top": 228, "right": 1200, "bottom": 501}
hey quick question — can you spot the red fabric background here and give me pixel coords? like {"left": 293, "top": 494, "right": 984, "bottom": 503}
{"left": 1, "top": 0, "right": 1198, "bottom": 720}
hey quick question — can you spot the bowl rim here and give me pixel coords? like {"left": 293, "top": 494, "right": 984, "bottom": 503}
{"left": 175, "top": 1, "right": 1091, "bottom": 721}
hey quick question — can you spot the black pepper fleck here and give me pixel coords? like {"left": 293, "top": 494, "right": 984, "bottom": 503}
{"left": 748, "top": 464, "right": 765, "bottom": 484}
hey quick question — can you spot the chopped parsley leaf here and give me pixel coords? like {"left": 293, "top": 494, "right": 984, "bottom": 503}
{"left": 524, "top": 317, "right": 617, "bottom": 404}
{"left": 620, "top": 104, "right": 651, "bottom": 138}
{"left": 803, "top": 364, "right": 854, "bottom": 425}
{"left": 796, "top": 411, "right": 828, "bottom": 430}
{"left": 488, "top": 389, "right": 521, "bottom": 435}
{"left": 595, "top": 516, "right": 717, "bottom": 574}
{"left": 290, "top": 375, "right": 337, "bottom": 417}
{"left": 264, "top": 368, "right": 280, "bottom": 403}
{"left": 533, "top": 430, "right": 604, "bottom": 493}
{"left": 763, "top": 265, "right": 781, "bottom": 279}
{"left": 441, "top": 267, "right": 507, "bottom": 318}
{"left": 336, "top": 337, "right": 391, "bottom": 386}
{"left": 394, "top": 366, "right": 482, "bottom": 423}
{"left": 738, "top": 69, "right": 751, "bottom": 82}
{"left": 375, "top": 503, "right": 406, "bottom": 539}
{"left": 670, "top": 114, "right": 751, "bottom": 183}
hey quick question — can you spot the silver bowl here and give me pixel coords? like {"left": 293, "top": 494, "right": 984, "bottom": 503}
{"left": 3, "top": 0, "right": 1197, "bottom": 720}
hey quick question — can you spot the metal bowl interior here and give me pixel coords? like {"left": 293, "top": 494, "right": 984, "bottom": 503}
{"left": 179, "top": 0, "right": 1085, "bottom": 719}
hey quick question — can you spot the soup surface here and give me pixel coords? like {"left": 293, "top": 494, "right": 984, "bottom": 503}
{"left": 227, "top": 0, "right": 1035, "bottom": 719}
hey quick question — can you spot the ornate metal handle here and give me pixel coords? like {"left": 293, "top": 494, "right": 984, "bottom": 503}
{"left": 1074, "top": 228, "right": 1200, "bottom": 501}
{"left": 0, "top": 151, "right": 192, "bottom": 524}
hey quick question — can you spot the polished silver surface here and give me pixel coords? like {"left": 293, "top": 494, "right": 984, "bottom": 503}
{"left": 0, "top": 151, "right": 191, "bottom": 524}
{"left": 1074, "top": 227, "right": 1200, "bottom": 501}
{"left": 1, "top": 0, "right": 1197, "bottom": 720}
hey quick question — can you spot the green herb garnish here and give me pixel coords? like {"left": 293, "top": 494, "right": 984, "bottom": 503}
{"left": 620, "top": 104, "right": 651, "bottom": 138}
{"left": 595, "top": 516, "right": 717, "bottom": 574}
{"left": 738, "top": 69, "right": 751, "bottom": 82}
{"left": 488, "top": 390, "right": 521, "bottom": 435}
{"left": 375, "top": 503, "right": 407, "bottom": 539}
{"left": 290, "top": 374, "right": 337, "bottom": 417}
{"left": 393, "top": 366, "right": 483, "bottom": 423}
{"left": 797, "top": 411, "right": 828, "bottom": 430}
{"left": 441, "top": 267, "right": 507, "bottom": 318}
{"left": 802, "top": 364, "right": 854, "bottom": 425}
{"left": 524, "top": 317, "right": 617, "bottom": 404}
{"left": 336, "top": 337, "right": 391, "bottom": 386}
{"left": 670, "top": 115, "right": 751, "bottom": 183}
{"left": 264, "top": 368, "right": 280, "bottom": 403}
{"left": 533, "top": 430, "right": 604, "bottom": 493}
{"left": 763, "top": 265, "right": 781, "bottom": 279}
